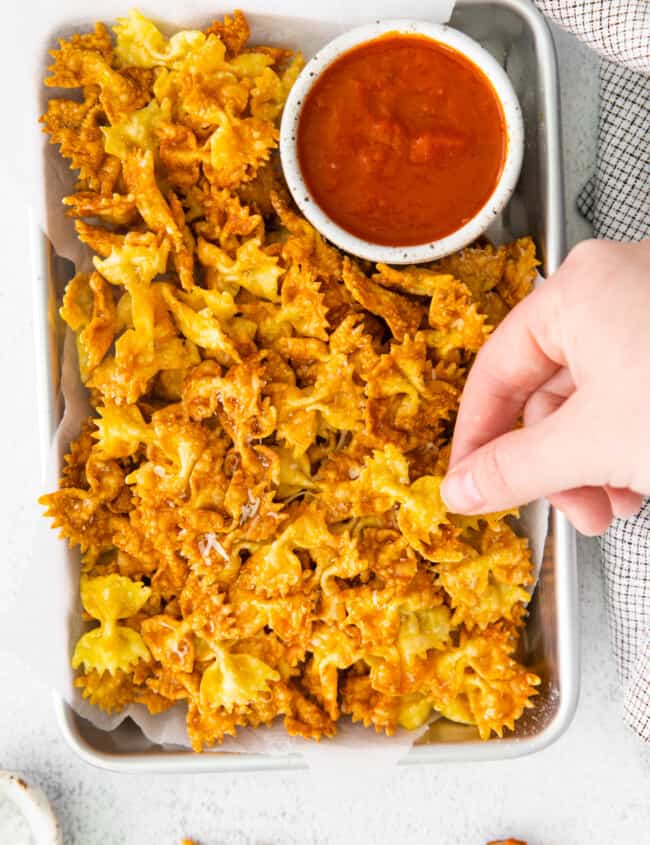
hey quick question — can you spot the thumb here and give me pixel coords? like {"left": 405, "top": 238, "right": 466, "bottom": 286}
{"left": 441, "top": 395, "right": 602, "bottom": 513}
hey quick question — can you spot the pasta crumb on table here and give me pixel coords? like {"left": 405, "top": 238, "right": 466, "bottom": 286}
{"left": 487, "top": 840, "right": 528, "bottom": 845}
{"left": 39, "top": 10, "right": 541, "bottom": 751}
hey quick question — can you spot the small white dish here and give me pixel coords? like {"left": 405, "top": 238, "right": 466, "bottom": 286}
{"left": 280, "top": 20, "right": 524, "bottom": 265}
{"left": 0, "top": 771, "right": 63, "bottom": 845}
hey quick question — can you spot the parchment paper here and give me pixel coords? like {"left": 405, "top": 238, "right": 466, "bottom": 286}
{"left": 2, "top": 0, "right": 550, "bottom": 768}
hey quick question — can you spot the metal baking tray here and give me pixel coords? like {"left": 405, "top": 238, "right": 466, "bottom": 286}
{"left": 34, "top": 0, "right": 578, "bottom": 771}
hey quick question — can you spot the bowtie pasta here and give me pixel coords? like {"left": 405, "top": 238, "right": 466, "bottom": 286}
{"left": 40, "top": 9, "right": 541, "bottom": 750}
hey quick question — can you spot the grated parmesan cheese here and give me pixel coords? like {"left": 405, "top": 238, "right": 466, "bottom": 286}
{"left": 198, "top": 533, "right": 229, "bottom": 562}
{"left": 239, "top": 493, "right": 261, "bottom": 525}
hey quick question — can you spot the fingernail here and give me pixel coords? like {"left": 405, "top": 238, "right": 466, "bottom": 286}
{"left": 441, "top": 468, "right": 485, "bottom": 513}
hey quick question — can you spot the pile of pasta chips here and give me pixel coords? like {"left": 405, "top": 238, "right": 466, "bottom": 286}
{"left": 40, "top": 10, "right": 542, "bottom": 750}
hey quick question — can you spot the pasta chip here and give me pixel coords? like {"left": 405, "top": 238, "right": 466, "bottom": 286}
{"left": 426, "top": 275, "right": 491, "bottom": 355}
{"left": 342, "top": 257, "right": 424, "bottom": 341}
{"left": 114, "top": 10, "right": 206, "bottom": 69}
{"left": 46, "top": 38, "right": 146, "bottom": 124}
{"left": 75, "top": 668, "right": 139, "bottom": 713}
{"left": 41, "top": 90, "right": 119, "bottom": 193}
{"left": 437, "top": 525, "right": 534, "bottom": 630}
{"left": 60, "top": 272, "right": 117, "bottom": 381}
{"left": 72, "top": 574, "right": 151, "bottom": 675}
{"left": 499, "top": 237, "right": 539, "bottom": 307}
{"left": 429, "top": 626, "right": 540, "bottom": 739}
{"left": 63, "top": 191, "right": 138, "bottom": 226}
{"left": 198, "top": 236, "right": 283, "bottom": 301}
{"left": 205, "top": 113, "right": 278, "bottom": 188}
{"left": 102, "top": 98, "right": 171, "bottom": 160}
{"left": 199, "top": 643, "right": 280, "bottom": 711}
{"left": 205, "top": 10, "right": 250, "bottom": 57}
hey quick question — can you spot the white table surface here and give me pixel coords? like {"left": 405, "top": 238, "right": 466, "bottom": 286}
{"left": 1, "top": 22, "right": 649, "bottom": 845}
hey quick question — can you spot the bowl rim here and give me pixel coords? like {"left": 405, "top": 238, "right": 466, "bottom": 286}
{"left": 0, "top": 771, "right": 63, "bottom": 844}
{"left": 279, "top": 19, "right": 525, "bottom": 265}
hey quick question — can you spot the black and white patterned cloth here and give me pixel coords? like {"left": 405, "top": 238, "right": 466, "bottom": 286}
{"left": 535, "top": 0, "right": 650, "bottom": 741}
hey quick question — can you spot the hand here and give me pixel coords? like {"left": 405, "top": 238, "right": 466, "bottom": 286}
{"left": 440, "top": 238, "right": 650, "bottom": 535}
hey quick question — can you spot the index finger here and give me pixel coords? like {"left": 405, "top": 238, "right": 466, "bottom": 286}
{"left": 449, "top": 274, "right": 566, "bottom": 467}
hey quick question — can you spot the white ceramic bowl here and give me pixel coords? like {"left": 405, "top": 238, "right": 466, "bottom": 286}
{"left": 0, "top": 771, "right": 62, "bottom": 844}
{"left": 280, "top": 20, "right": 524, "bottom": 265}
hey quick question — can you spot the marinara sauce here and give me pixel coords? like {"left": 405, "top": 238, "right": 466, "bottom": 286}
{"left": 297, "top": 34, "right": 506, "bottom": 247}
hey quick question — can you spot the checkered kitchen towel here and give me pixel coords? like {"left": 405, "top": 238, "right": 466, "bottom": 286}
{"left": 535, "top": 1, "right": 650, "bottom": 741}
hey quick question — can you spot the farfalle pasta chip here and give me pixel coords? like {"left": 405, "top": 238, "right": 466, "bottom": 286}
{"left": 72, "top": 574, "right": 152, "bottom": 675}
{"left": 199, "top": 643, "right": 280, "bottom": 712}
{"left": 60, "top": 271, "right": 118, "bottom": 381}
{"left": 113, "top": 10, "right": 206, "bottom": 69}
{"left": 41, "top": 10, "right": 541, "bottom": 751}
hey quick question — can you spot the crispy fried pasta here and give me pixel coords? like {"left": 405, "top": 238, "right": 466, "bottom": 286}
{"left": 40, "top": 10, "right": 542, "bottom": 751}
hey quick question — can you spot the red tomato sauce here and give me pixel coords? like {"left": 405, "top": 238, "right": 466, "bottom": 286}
{"left": 297, "top": 34, "right": 507, "bottom": 247}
